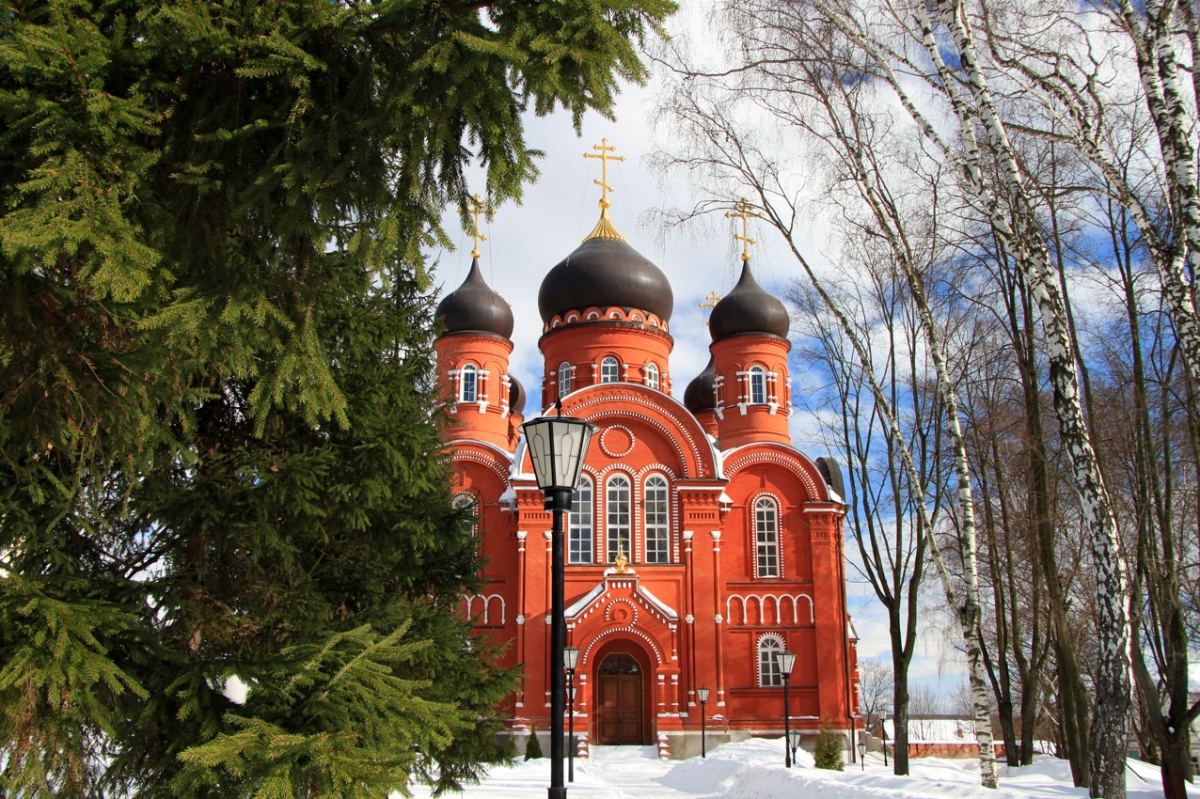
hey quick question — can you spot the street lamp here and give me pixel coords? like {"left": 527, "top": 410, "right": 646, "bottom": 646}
{"left": 522, "top": 414, "right": 597, "bottom": 799}
{"left": 564, "top": 647, "right": 581, "bottom": 783}
{"left": 788, "top": 729, "right": 802, "bottom": 766}
{"left": 697, "top": 687, "right": 710, "bottom": 758}
{"left": 778, "top": 651, "right": 797, "bottom": 768}
{"left": 881, "top": 710, "right": 888, "bottom": 767}
{"left": 857, "top": 738, "right": 866, "bottom": 770}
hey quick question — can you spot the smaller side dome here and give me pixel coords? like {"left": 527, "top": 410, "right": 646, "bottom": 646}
{"left": 508, "top": 375, "right": 526, "bottom": 416}
{"left": 709, "top": 261, "right": 789, "bottom": 342}
{"left": 435, "top": 258, "right": 514, "bottom": 339}
{"left": 683, "top": 356, "right": 717, "bottom": 414}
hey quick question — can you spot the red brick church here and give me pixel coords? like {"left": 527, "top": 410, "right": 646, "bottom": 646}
{"left": 434, "top": 147, "right": 860, "bottom": 758}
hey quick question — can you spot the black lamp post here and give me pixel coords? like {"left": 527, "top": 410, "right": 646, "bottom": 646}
{"left": 787, "top": 729, "right": 801, "bottom": 766}
{"left": 778, "top": 651, "right": 797, "bottom": 768}
{"left": 522, "top": 414, "right": 597, "bottom": 799}
{"left": 697, "top": 687, "right": 710, "bottom": 758}
{"left": 564, "top": 646, "right": 580, "bottom": 783}
{"left": 881, "top": 710, "right": 888, "bottom": 767}
{"left": 857, "top": 738, "right": 866, "bottom": 770}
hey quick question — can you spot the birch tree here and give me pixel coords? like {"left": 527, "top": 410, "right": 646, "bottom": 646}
{"left": 656, "top": 1, "right": 1135, "bottom": 795}
{"left": 657, "top": 10, "right": 998, "bottom": 781}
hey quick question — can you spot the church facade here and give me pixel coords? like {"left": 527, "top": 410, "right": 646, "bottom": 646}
{"left": 434, "top": 165, "right": 860, "bottom": 759}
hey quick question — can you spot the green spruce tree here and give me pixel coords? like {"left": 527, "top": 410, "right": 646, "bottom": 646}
{"left": 0, "top": 0, "right": 674, "bottom": 796}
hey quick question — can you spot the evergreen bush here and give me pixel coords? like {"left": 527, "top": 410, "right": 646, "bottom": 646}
{"left": 814, "top": 725, "right": 844, "bottom": 770}
{"left": 525, "top": 727, "right": 544, "bottom": 760}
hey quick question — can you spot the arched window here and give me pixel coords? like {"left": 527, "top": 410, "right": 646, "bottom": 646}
{"left": 601, "top": 356, "right": 620, "bottom": 383}
{"left": 755, "top": 497, "right": 780, "bottom": 578}
{"left": 558, "top": 362, "right": 573, "bottom": 398}
{"left": 453, "top": 492, "right": 478, "bottom": 536}
{"left": 606, "top": 474, "right": 631, "bottom": 563}
{"left": 645, "top": 362, "right": 660, "bottom": 391}
{"left": 749, "top": 365, "right": 767, "bottom": 404}
{"left": 569, "top": 474, "right": 594, "bottom": 564}
{"left": 757, "top": 634, "right": 786, "bottom": 687}
{"left": 460, "top": 364, "right": 478, "bottom": 403}
{"left": 643, "top": 475, "right": 670, "bottom": 563}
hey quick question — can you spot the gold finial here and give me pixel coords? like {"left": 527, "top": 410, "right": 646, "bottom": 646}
{"left": 614, "top": 550, "right": 629, "bottom": 574}
{"left": 467, "top": 193, "right": 488, "bottom": 258}
{"left": 582, "top": 138, "right": 628, "bottom": 242}
{"left": 725, "top": 197, "right": 761, "bottom": 262}
{"left": 699, "top": 290, "right": 721, "bottom": 327}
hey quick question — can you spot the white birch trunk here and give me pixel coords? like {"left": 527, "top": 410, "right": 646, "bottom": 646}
{"left": 807, "top": 2, "right": 1131, "bottom": 795}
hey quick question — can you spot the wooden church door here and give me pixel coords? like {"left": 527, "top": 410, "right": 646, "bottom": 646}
{"left": 596, "top": 653, "right": 644, "bottom": 744}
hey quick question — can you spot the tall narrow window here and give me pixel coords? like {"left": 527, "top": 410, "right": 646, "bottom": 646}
{"left": 460, "top": 364, "right": 478, "bottom": 403}
{"left": 558, "top": 362, "right": 573, "bottom": 398}
{"left": 749, "top": 365, "right": 766, "bottom": 404}
{"left": 757, "top": 634, "right": 786, "bottom": 686}
{"left": 601, "top": 356, "right": 620, "bottom": 383}
{"left": 645, "top": 362, "right": 660, "bottom": 391}
{"left": 606, "top": 474, "right": 631, "bottom": 563}
{"left": 755, "top": 497, "right": 780, "bottom": 577}
{"left": 569, "top": 475, "right": 594, "bottom": 564}
{"left": 644, "top": 475, "right": 670, "bottom": 563}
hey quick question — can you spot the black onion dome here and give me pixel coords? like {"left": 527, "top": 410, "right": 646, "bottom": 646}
{"left": 709, "top": 261, "right": 789, "bottom": 342}
{"left": 683, "top": 355, "right": 717, "bottom": 414}
{"left": 538, "top": 236, "right": 674, "bottom": 324}
{"left": 508, "top": 375, "right": 526, "bottom": 415}
{"left": 435, "top": 258, "right": 514, "bottom": 339}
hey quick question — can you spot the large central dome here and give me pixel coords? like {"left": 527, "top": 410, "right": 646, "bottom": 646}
{"left": 538, "top": 235, "right": 674, "bottom": 324}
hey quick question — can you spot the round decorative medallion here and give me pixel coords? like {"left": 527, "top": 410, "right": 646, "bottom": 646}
{"left": 606, "top": 599, "right": 637, "bottom": 625}
{"left": 600, "top": 425, "right": 635, "bottom": 458}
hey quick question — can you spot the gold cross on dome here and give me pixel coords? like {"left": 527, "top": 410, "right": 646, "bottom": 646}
{"left": 725, "top": 197, "right": 761, "bottom": 262}
{"left": 699, "top": 290, "right": 721, "bottom": 326}
{"left": 584, "top": 138, "right": 625, "bottom": 214}
{"left": 467, "top": 193, "right": 488, "bottom": 258}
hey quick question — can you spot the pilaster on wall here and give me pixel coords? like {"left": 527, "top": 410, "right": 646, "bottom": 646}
{"left": 806, "top": 505, "right": 850, "bottom": 722}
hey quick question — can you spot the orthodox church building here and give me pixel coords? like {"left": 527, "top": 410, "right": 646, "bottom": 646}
{"left": 434, "top": 145, "right": 860, "bottom": 758}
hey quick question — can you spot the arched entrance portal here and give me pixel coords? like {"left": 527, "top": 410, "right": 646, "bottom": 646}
{"left": 595, "top": 653, "right": 646, "bottom": 744}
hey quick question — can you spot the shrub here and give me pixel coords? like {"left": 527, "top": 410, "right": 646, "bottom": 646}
{"left": 525, "top": 726, "right": 544, "bottom": 760}
{"left": 814, "top": 725, "right": 844, "bottom": 770}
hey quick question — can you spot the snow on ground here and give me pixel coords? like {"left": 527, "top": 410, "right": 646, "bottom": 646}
{"left": 404, "top": 738, "right": 1200, "bottom": 799}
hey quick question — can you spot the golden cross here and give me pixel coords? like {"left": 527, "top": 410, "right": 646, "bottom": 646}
{"left": 699, "top": 290, "right": 721, "bottom": 327}
{"left": 725, "top": 197, "right": 761, "bottom": 262}
{"left": 584, "top": 138, "right": 625, "bottom": 213}
{"left": 467, "top": 194, "right": 488, "bottom": 258}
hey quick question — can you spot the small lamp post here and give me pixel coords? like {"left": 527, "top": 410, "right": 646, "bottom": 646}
{"left": 881, "top": 710, "right": 889, "bottom": 768}
{"left": 697, "top": 687, "right": 710, "bottom": 758}
{"left": 522, "top": 414, "right": 597, "bottom": 799}
{"left": 787, "top": 729, "right": 802, "bottom": 766}
{"left": 564, "top": 647, "right": 581, "bottom": 783}
{"left": 778, "top": 651, "right": 797, "bottom": 768}
{"left": 857, "top": 738, "right": 866, "bottom": 771}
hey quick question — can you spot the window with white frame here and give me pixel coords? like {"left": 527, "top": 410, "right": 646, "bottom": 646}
{"left": 600, "top": 356, "right": 620, "bottom": 383}
{"left": 749, "top": 365, "right": 767, "bottom": 404}
{"left": 453, "top": 491, "right": 478, "bottom": 535}
{"left": 558, "top": 362, "right": 573, "bottom": 398}
{"left": 645, "top": 362, "right": 660, "bottom": 391}
{"left": 755, "top": 497, "right": 780, "bottom": 577}
{"left": 643, "top": 475, "right": 669, "bottom": 563}
{"left": 460, "top": 364, "right": 479, "bottom": 403}
{"left": 757, "top": 634, "right": 786, "bottom": 687}
{"left": 569, "top": 474, "right": 594, "bottom": 564}
{"left": 606, "top": 474, "right": 631, "bottom": 562}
